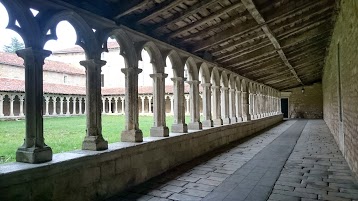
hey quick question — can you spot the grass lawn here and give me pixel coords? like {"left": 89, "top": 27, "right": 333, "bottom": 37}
{"left": 0, "top": 115, "right": 190, "bottom": 164}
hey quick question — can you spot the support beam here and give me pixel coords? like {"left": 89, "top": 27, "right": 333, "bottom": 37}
{"left": 114, "top": 0, "right": 149, "bottom": 20}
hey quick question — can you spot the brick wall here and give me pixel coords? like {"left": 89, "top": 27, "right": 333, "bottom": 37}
{"left": 284, "top": 83, "right": 323, "bottom": 119}
{"left": 322, "top": 0, "right": 358, "bottom": 176}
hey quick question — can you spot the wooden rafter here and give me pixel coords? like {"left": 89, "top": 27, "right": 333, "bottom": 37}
{"left": 113, "top": 0, "right": 150, "bottom": 20}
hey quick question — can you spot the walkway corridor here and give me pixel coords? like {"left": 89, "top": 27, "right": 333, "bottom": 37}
{"left": 108, "top": 120, "right": 358, "bottom": 201}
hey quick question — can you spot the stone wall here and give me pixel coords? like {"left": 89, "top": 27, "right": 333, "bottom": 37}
{"left": 0, "top": 115, "right": 282, "bottom": 201}
{"left": 283, "top": 83, "right": 323, "bottom": 119}
{"left": 322, "top": 0, "right": 358, "bottom": 176}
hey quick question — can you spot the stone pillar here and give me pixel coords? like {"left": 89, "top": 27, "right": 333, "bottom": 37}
{"left": 73, "top": 97, "right": 77, "bottom": 115}
{"left": 185, "top": 95, "right": 190, "bottom": 115}
{"left": 0, "top": 94, "right": 4, "bottom": 117}
{"left": 80, "top": 59, "right": 108, "bottom": 151}
{"left": 187, "top": 80, "right": 202, "bottom": 130}
{"left": 169, "top": 96, "right": 174, "bottom": 115}
{"left": 242, "top": 91, "right": 251, "bottom": 121}
{"left": 121, "top": 68, "right": 143, "bottom": 142}
{"left": 51, "top": 97, "right": 56, "bottom": 115}
{"left": 201, "top": 83, "right": 213, "bottom": 127}
{"left": 114, "top": 97, "right": 119, "bottom": 114}
{"left": 16, "top": 48, "right": 52, "bottom": 163}
{"left": 66, "top": 97, "right": 70, "bottom": 115}
{"left": 141, "top": 96, "right": 145, "bottom": 114}
{"left": 121, "top": 97, "right": 125, "bottom": 114}
{"left": 149, "top": 73, "right": 169, "bottom": 137}
{"left": 79, "top": 98, "right": 83, "bottom": 115}
{"left": 108, "top": 97, "right": 112, "bottom": 114}
{"left": 9, "top": 95, "right": 14, "bottom": 116}
{"left": 236, "top": 90, "right": 243, "bottom": 122}
{"left": 212, "top": 85, "right": 223, "bottom": 126}
{"left": 171, "top": 77, "right": 188, "bottom": 132}
{"left": 19, "top": 95, "right": 25, "bottom": 117}
{"left": 102, "top": 97, "right": 105, "bottom": 114}
{"left": 60, "top": 97, "right": 64, "bottom": 115}
{"left": 147, "top": 96, "right": 152, "bottom": 113}
{"left": 229, "top": 89, "right": 237, "bottom": 123}
{"left": 221, "top": 87, "right": 230, "bottom": 125}
{"left": 44, "top": 96, "right": 50, "bottom": 116}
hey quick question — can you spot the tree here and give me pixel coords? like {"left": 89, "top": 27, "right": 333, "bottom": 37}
{"left": 3, "top": 37, "right": 25, "bottom": 53}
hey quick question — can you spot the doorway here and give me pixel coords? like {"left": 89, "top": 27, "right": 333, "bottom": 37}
{"left": 281, "top": 98, "right": 289, "bottom": 118}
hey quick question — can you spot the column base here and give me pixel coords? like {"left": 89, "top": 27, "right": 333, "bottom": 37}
{"left": 213, "top": 119, "right": 223, "bottom": 126}
{"left": 202, "top": 120, "right": 213, "bottom": 127}
{"left": 121, "top": 129, "right": 143, "bottom": 142}
{"left": 223, "top": 118, "right": 231, "bottom": 125}
{"left": 16, "top": 146, "right": 52, "bottom": 164}
{"left": 188, "top": 122, "right": 202, "bottom": 130}
{"left": 82, "top": 136, "right": 108, "bottom": 151}
{"left": 230, "top": 117, "right": 238, "bottom": 123}
{"left": 237, "top": 117, "right": 243, "bottom": 122}
{"left": 243, "top": 116, "right": 251, "bottom": 122}
{"left": 150, "top": 126, "right": 169, "bottom": 137}
{"left": 171, "top": 123, "right": 188, "bottom": 133}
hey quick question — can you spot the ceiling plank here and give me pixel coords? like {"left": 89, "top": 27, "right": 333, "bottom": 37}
{"left": 241, "top": 0, "right": 303, "bottom": 85}
{"left": 113, "top": 0, "right": 150, "bottom": 20}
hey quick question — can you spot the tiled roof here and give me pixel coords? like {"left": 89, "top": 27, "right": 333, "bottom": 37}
{"left": 0, "top": 52, "right": 85, "bottom": 75}
{"left": 53, "top": 41, "right": 119, "bottom": 54}
{"left": 0, "top": 78, "right": 191, "bottom": 96}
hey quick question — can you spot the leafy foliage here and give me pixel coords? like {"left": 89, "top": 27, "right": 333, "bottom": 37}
{"left": 3, "top": 37, "right": 24, "bottom": 53}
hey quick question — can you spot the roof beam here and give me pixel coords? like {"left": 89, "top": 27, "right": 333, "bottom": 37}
{"left": 113, "top": 0, "right": 149, "bottom": 20}
{"left": 241, "top": 0, "right": 303, "bottom": 86}
{"left": 136, "top": 0, "right": 187, "bottom": 25}
{"left": 152, "top": 0, "right": 217, "bottom": 34}
{"left": 168, "top": 2, "right": 244, "bottom": 39}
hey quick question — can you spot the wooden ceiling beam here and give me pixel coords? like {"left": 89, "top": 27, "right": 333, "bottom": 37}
{"left": 241, "top": 0, "right": 303, "bottom": 85}
{"left": 136, "top": 0, "right": 187, "bottom": 25}
{"left": 152, "top": 0, "right": 217, "bottom": 34}
{"left": 168, "top": 2, "right": 244, "bottom": 39}
{"left": 220, "top": 43, "right": 275, "bottom": 64}
{"left": 113, "top": 0, "right": 150, "bottom": 20}
{"left": 191, "top": 0, "right": 323, "bottom": 52}
{"left": 229, "top": 51, "right": 277, "bottom": 69}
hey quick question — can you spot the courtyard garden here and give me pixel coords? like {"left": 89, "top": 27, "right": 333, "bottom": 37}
{"left": 0, "top": 115, "right": 190, "bottom": 164}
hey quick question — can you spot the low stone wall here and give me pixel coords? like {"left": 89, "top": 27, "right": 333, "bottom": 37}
{"left": 0, "top": 114, "right": 283, "bottom": 201}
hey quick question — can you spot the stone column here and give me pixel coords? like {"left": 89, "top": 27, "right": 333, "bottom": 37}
{"left": 169, "top": 96, "right": 174, "bottom": 115}
{"left": 114, "top": 97, "right": 119, "bottom": 114}
{"left": 212, "top": 85, "right": 223, "bottom": 126}
{"left": 0, "top": 94, "right": 4, "bottom": 117}
{"left": 201, "top": 83, "right": 213, "bottom": 127}
{"left": 9, "top": 95, "right": 14, "bottom": 116}
{"left": 229, "top": 89, "right": 237, "bottom": 123}
{"left": 121, "top": 68, "right": 143, "bottom": 142}
{"left": 60, "top": 97, "right": 64, "bottom": 115}
{"left": 242, "top": 91, "right": 251, "bottom": 121}
{"left": 187, "top": 80, "right": 202, "bottom": 130}
{"left": 236, "top": 90, "right": 243, "bottom": 122}
{"left": 221, "top": 87, "right": 230, "bottom": 125}
{"left": 80, "top": 59, "right": 108, "bottom": 150}
{"left": 185, "top": 95, "right": 190, "bottom": 115}
{"left": 79, "top": 98, "right": 83, "bottom": 115}
{"left": 141, "top": 96, "right": 145, "bottom": 114}
{"left": 149, "top": 73, "right": 169, "bottom": 137}
{"left": 108, "top": 97, "right": 112, "bottom": 114}
{"left": 171, "top": 77, "right": 188, "bottom": 132}
{"left": 73, "top": 97, "right": 77, "bottom": 115}
{"left": 15, "top": 48, "right": 52, "bottom": 163}
{"left": 121, "top": 96, "right": 125, "bottom": 114}
{"left": 44, "top": 96, "right": 50, "bottom": 116}
{"left": 51, "top": 97, "right": 56, "bottom": 115}
{"left": 19, "top": 95, "right": 25, "bottom": 117}
{"left": 147, "top": 96, "right": 152, "bottom": 113}
{"left": 66, "top": 97, "right": 70, "bottom": 115}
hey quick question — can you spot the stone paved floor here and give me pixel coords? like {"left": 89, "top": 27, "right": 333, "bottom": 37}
{"left": 107, "top": 120, "right": 358, "bottom": 201}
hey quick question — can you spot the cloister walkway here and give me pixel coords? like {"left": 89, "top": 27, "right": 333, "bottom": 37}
{"left": 107, "top": 120, "right": 358, "bottom": 201}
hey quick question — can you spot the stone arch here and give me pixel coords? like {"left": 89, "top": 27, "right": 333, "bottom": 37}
{"left": 220, "top": 71, "right": 229, "bottom": 88}
{"left": 184, "top": 57, "right": 199, "bottom": 81}
{"left": 41, "top": 10, "right": 100, "bottom": 59}
{"left": 236, "top": 77, "right": 241, "bottom": 91}
{"left": 199, "top": 62, "right": 211, "bottom": 84}
{"left": 104, "top": 28, "right": 138, "bottom": 68}
{"left": 1, "top": 0, "right": 41, "bottom": 48}
{"left": 166, "top": 49, "right": 184, "bottom": 78}
{"left": 229, "top": 74, "right": 236, "bottom": 89}
{"left": 211, "top": 67, "right": 220, "bottom": 86}
{"left": 241, "top": 79, "right": 248, "bottom": 92}
{"left": 136, "top": 41, "right": 165, "bottom": 73}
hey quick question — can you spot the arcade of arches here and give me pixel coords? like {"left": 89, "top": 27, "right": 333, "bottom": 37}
{"left": 0, "top": 0, "right": 358, "bottom": 201}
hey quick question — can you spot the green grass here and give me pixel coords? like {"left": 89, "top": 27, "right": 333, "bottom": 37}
{"left": 0, "top": 115, "right": 190, "bottom": 164}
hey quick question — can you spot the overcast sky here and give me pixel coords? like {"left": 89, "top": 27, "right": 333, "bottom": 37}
{"left": 0, "top": 3, "right": 79, "bottom": 52}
